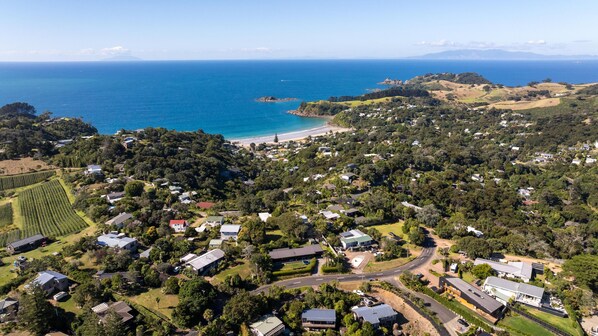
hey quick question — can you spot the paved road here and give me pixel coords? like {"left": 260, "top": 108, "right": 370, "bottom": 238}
{"left": 253, "top": 236, "right": 458, "bottom": 327}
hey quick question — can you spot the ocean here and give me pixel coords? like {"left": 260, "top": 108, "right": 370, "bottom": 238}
{"left": 1, "top": 60, "right": 597, "bottom": 138}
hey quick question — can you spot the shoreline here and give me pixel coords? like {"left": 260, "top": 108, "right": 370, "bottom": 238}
{"left": 229, "top": 122, "right": 352, "bottom": 146}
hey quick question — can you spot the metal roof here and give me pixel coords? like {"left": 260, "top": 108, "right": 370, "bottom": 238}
{"left": 484, "top": 276, "right": 544, "bottom": 299}
{"left": 302, "top": 308, "right": 336, "bottom": 322}
{"left": 7, "top": 234, "right": 45, "bottom": 249}
{"left": 269, "top": 245, "right": 323, "bottom": 260}
{"left": 250, "top": 315, "right": 285, "bottom": 335}
{"left": 474, "top": 258, "right": 533, "bottom": 280}
{"left": 352, "top": 304, "right": 396, "bottom": 325}
{"left": 105, "top": 212, "right": 132, "bottom": 226}
{"left": 442, "top": 277, "right": 504, "bottom": 313}
{"left": 185, "top": 249, "right": 225, "bottom": 271}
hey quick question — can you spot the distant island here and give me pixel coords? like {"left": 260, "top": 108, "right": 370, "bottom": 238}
{"left": 255, "top": 96, "right": 298, "bottom": 103}
{"left": 411, "top": 49, "right": 598, "bottom": 60}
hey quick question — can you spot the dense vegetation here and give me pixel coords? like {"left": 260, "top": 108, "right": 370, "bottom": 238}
{"left": 0, "top": 102, "right": 97, "bottom": 159}
{"left": 328, "top": 85, "right": 430, "bottom": 102}
{"left": 0, "top": 170, "right": 54, "bottom": 191}
{"left": 19, "top": 180, "right": 88, "bottom": 238}
{"left": 408, "top": 72, "right": 492, "bottom": 85}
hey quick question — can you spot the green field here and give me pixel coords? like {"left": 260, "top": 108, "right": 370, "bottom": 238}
{"left": 0, "top": 171, "right": 54, "bottom": 191}
{"left": 0, "top": 203, "right": 12, "bottom": 227}
{"left": 19, "top": 180, "right": 88, "bottom": 238}
{"left": 368, "top": 221, "right": 406, "bottom": 239}
{"left": 0, "top": 229, "right": 21, "bottom": 247}
{"left": 522, "top": 306, "right": 581, "bottom": 336}
{"left": 499, "top": 314, "right": 554, "bottom": 336}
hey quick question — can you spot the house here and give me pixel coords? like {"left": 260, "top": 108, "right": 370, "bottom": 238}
{"left": 6, "top": 234, "right": 46, "bottom": 254}
{"left": 97, "top": 233, "right": 138, "bottom": 252}
{"left": 105, "top": 212, "right": 133, "bottom": 228}
{"left": 269, "top": 245, "right": 324, "bottom": 262}
{"left": 340, "top": 230, "right": 373, "bottom": 249}
{"left": 320, "top": 210, "right": 340, "bottom": 220}
{"left": 92, "top": 301, "right": 134, "bottom": 324}
{"left": 401, "top": 201, "right": 422, "bottom": 211}
{"left": 482, "top": 276, "right": 544, "bottom": 307}
{"left": 205, "top": 216, "right": 224, "bottom": 227}
{"left": 258, "top": 212, "right": 272, "bottom": 223}
{"left": 439, "top": 276, "right": 504, "bottom": 319}
{"left": 250, "top": 315, "right": 285, "bottom": 336}
{"left": 571, "top": 159, "right": 582, "bottom": 165}
{"left": 28, "top": 270, "right": 69, "bottom": 295}
{"left": 181, "top": 249, "right": 225, "bottom": 275}
{"left": 341, "top": 208, "right": 361, "bottom": 217}
{"left": 106, "top": 191, "right": 125, "bottom": 204}
{"left": 169, "top": 220, "right": 189, "bottom": 233}
{"left": 220, "top": 224, "right": 241, "bottom": 241}
{"left": 209, "top": 239, "right": 224, "bottom": 248}
{"left": 86, "top": 165, "right": 102, "bottom": 175}
{"left": 351, "top": 304, "right": 397, "bottom": 329}
{"left": 0, "top": 297, "right": 18, "bottom": 322}
{"left": 340, "top": 173, "right": 357, "bottom": 182}
{"left": 466, "top": 226, "right": 484, "bottom": 237}
{"left": 301, "top": 308, "right": 336, "bottom": 330}
{"left": 473, "top": 258, "right": 534, "bottom": 282}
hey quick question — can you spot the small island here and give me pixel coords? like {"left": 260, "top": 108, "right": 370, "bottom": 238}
{"left": 255, "top": 96, "right": 298, "bottom": 103}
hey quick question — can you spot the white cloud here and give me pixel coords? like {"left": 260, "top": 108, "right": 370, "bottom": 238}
{"left": 526, "top": 40, "right": 546, "bottom": 45}
{"left": 100, "top": 46, "right": 131, "bottom": 56}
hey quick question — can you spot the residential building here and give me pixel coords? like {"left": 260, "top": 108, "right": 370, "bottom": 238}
{"left": 92, "top": 301, "right": 134, "bottom": 324}
{"left": 106, "top": 191, "right": 125, "bottom": 204}
{"left": 340, "top": 172, "right": 357, "bottom": 182}
{"left": 197, "top": 201, "right": 216, "bottom": 209}
{"left": 269, "top": 245, "right": 324, "bottom": 262}
{"left": 320, "top": 210, "right": 340, "bottom": 220}
{"left": 28, "top": 270, "right": 69, "bottom": 295}
{"left": 220, "top": 224, "right": 241, "bottom": 241}
{"left": 6, "top": 234, "right": 46, "bottom": 254}
{"left": 209, "top": 239, "right": 224, "bottom": 248}
{"left": 250, "top": 315, "right": 285, "bottom": 336}
{"left": 301, "top": 309, "right": 336, "bottom": 330}
{"left": 97, "top": 233, "right": 138, "bottom": 252}
{"left": 105, "top": 212, "right": 132, "bottom": 228}
{"left": 482, "top": 276, "right": 544, "bottom": 307}
{"left": 0, "top": 297, "right": 18, "bottom": 322}
{"left": 466, "top": 226, "right": 484, "bottom": 237}
{"left": 86, "top": 165, "right": 102, "bottom": 175}
{"left": 258, "top": 212, "right": 272, "bottom": 223}
{"left": 205, "top": 216, "right": 224, "bottom": 227}
{"left": 340, "top": 229, "right": 373, "bottom": 249}
{"left": 473, "top": 258, "right": 534, "bottom": 282}
{"left": 351, "top": 304, "right": 397, "bottom": 329}
{"left": 169, "top": 220, "right": 189, "bottom": 233}
{"left": 439, "top": 276, "right": 504, "bottom": 318}
{"left": 181, "top": 249, "right": 225, "bottom": 275}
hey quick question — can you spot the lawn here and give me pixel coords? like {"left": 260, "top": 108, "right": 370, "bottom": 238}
{"left": 368, "top": 221, "right": 405, "bottom": 239}
{"left": 499, "top": 314, "right": 554, "bottom": 336}
{"left": 128, "top": 288, "right": 179, "bottom": 319}
{"left": 266, "top": 229, "right": 283, "bottom": 243}
{"left": 522, "top": 306, "right": 580, "bottom": 336}
{"left": 211, "top": 260, "right": 251, "bottom": 284}
{"left": 274, "top": 260, "right": 311, "bottom": 272}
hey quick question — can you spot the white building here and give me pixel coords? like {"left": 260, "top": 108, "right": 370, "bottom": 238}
{"left": 220, "top": 224, "right": 241, "bottom": 241}
{"left": 483, "top": 276, "right": 544, "bottom": 307}
{"left": 169, "top": 220, "right": 189, "bottom": 233}
{"left": 466, "top": 226, "right": 484, "bottom": 237}
{"left": 474, "top": 258, "right": 533, "bottom": 282}
{"left": 340, "top": 229, "right": 373, "bottom": 249}
{"left": 258, "top": 212, "right": 272, "bottom": 223}
{"left": 181, "top": 249, "right": 225, "bottom": 275}
{"left": 250, "top": 315, "right": 285, "bottom": 336}
{"left": 97, "top": 233, "right": 138, "bottom": 252}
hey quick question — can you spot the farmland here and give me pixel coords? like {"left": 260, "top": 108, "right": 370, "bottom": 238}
{"left": 19, "top": 180, "right": 88, "bottom": 238}
{"left": 0, "top": 203, "right": 12, "bottom": 227}
{"left": 0, "top": 170, "right": 54, "bottom": 191}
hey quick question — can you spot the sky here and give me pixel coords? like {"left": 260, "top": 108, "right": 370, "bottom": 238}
{"left": 1, "top": 0, "right": 597, "bottom": 61}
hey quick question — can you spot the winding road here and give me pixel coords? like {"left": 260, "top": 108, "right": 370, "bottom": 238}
{"left": 253, "top": 236, "right": 459, "bottom": 331}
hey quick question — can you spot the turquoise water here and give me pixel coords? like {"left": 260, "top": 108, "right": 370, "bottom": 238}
{"left": 0, "top": 60, "right": 597, "bottom": 137}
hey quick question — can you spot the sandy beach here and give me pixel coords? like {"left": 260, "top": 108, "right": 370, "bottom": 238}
{"left": 230, "top": 124, "right": 352, "bottom": 146}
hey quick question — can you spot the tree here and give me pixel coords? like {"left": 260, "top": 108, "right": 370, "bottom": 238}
{"left": 163, "top": 276, "right": 180, "bottom": 294}
{"left": 103, "top": 310, "right": 128, "bottom": 336}
{"left": 457, "top": 236, "right": 492, "bottom": 259}
{"left": 274, "top": 133, "right": 279, "bottom": 143}
{"left": 563, "top": 254, "right": 598, "bottom": 291}
{"left": 408, "top": 226, "right": 426, "bottom": 246}
{"left": 125, "top": 180, "right": 144, "bottom": 197}
{"left": 18, "top": 284, "right": 55, "bottom": 335}
{"left": 471, "top": 263, "right": 495, "bottom": 279}
{"left": 238, "top": 217, "right": 266, "bottom": 245}
{"left": 222, "top": 291, "right": 266, "bottom": 327}
{"left": 203, "top": 308, "right": 214, "bottom": 323}
{"left": 416, "top": 204, "right": 441, "bottom": 227}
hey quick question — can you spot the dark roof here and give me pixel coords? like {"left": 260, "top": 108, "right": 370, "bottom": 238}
{"left": 7, "top": 234, "right": 45, "bottom": 249}
{"left": 269, "top": 245, "right": 324, "bottom": 260}
{"left": 302, "top": 308, "right": 336, "bottom": 322}
{"left": 441, "top": 276, "right": 503, "bottom": 314}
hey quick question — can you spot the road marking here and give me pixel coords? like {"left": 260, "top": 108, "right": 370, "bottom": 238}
{"left": 293, "top": 281, "right": 301, "bottom": 285}
{"left": 316, "top": 278, "right": 324, "bottom": 281}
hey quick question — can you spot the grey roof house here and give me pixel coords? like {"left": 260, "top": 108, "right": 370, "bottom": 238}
{"left": 105, "top": 212, "right": 133, "bottom": 228}
{"left": 351, "top": 304, "right": 397, "bottom": 329}
{"left": 28, "top": 270, "right": 69, "bottom": 295}
{"left": 269, "top": 245, "right": 324, "bottom": 262}
{"left": 302, "top": 308, "right": 336, "bottom": 330}
{"left": 440, "top": 276, "right": 504, "bottom": 318}
{"left": 250, "top": 315, "right": 285, "bottom": 336}
{"left": 474, "top": 258, "right": 534, "bottom": 282}
{"left": 482, "top": 276, "right": 544, "bottom": 307}
{"left": 6, "top": 234, "right": 46, "bottom": 254}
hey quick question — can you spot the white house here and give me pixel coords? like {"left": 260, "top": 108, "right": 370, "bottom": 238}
{"left": 220, "top": 224, "right": 241, "bottom": 241}
{"left": 474, "top": 258, "right": 534, "bottom": 282}
{"left": 340, "top": 229, "right": 373, "bottom": 249}
{"left": 483, "top": 276, "right": 544, "bottom": 307}
{"left": 97, "top": 233, "right": 138, "bottom": 252}
{"left": 169, "top": 220, "right": 189, "bottom": 233}
{"left": 258, "top": 212, "right": 272, "bottom": 223}
{"left": 250, "top": 315, "right": 285, "bottom": 336}
{"left": 181, "top": 249, "right": 225, "bottom": 275}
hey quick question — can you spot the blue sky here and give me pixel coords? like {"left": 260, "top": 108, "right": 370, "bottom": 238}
{"left": 1, "top": 0, "right": 596, "bottom": 61}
